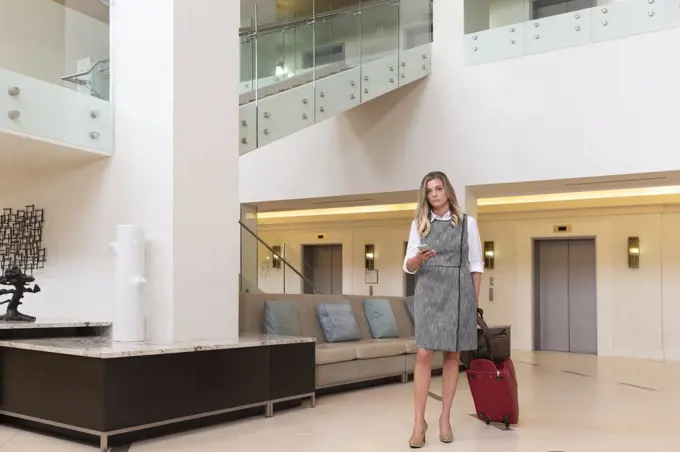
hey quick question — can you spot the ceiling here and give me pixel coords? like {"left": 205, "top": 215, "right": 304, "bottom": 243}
{"left": 469, "top": 171, "right": 680, "bottom": 198}
{"left": 253, "top": 171, "right": 680, "bottom": 224}
{"left": 249, "top": 190, "right": 417, "bottom": 213}
{"left": 0, "top": 131, "right": 109, "bottom": 172}
{"left": 251, "top": 171, "right": 680, "bottom": 214}
{"left": 53, "top": 0, "right": 109, "bottom": 24}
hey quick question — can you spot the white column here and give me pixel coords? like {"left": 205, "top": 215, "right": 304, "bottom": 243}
{"left": 172, "top": 0, "right": 240, "bottom": 342}
{"left": 110, "top": 0, "right": 240, "bottom": 343}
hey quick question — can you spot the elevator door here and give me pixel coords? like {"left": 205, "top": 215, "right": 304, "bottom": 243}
{"left": 302, "top": 244, "right": 343, "bottom": 294}
{"left": 534, "top": 239, "right": 597, "bottom": 354}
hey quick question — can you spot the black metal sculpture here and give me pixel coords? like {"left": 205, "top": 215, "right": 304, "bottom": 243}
{"left": 0, "top": 266, "right": 40, "bottom": 322}
{"left": 0, "top": 205, "right": 46, "bottom": 322}
{"left": 0, "top": 205, "right": 46, "bottom": 275}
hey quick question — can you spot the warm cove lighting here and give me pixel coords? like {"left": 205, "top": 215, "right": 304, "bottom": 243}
{"left": 478, "top": 185, "right": 680, "bottom": 206}
{"left": 257, "top": 203, "right": 418, "bottom": 219}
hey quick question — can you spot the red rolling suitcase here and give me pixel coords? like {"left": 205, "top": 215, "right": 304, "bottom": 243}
{"left": 466, "top": 318, "right": 519, "bottom": 429}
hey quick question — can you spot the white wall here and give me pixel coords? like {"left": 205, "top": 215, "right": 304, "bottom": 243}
{"left": 240, "top": 0, "right": 680, "bottom": 208}
{"left": 0, "top": 0, "right": 109, "bottom": 86}
{"left": 258, "top": 204, "right": 680, "bottom": 361}
{"left": 0, "top": 163, "right": 115, "bottom": 321}
{"left": 0, "top": 0, "right": 240, "bottom": 344}
{"left": 478, "top": 207, "right": 671, "bottom": 361}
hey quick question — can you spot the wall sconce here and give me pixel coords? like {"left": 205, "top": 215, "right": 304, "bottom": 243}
{"left": 365, "top": 244, "right": 375, "bottom": 270}
{"left": 272, "top": 245, "right": 282, "bottom": 269}
{"left": 627, "top": 237, "right": 639, "bottom": 269}
{"left": 484, "top": 241, "right": 495, "bottom": 269}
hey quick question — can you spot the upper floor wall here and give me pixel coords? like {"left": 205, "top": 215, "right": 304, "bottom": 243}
{"left": 240, "top": 0, "right": 680, "bottom": 206}
{"left": 0, "top": 0, "right": 112, "bottom": 156}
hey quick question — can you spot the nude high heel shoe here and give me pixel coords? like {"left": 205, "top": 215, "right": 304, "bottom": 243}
{"left": 439, "top": 419, "right": 454, "bottom": 443}
{"left": 409, "top": 421, "right": 428, "bottom": 448}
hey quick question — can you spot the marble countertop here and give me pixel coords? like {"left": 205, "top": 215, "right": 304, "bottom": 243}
{"left": 0, "top": 319, "right": 112, "bottom": 329}
{"left": 0, "top": 334, "right": 316, "bottom": 359}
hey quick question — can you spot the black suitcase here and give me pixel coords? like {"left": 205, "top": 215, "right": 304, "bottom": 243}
{"left": 461, "top": 309, "right": 511, "bottom": 368}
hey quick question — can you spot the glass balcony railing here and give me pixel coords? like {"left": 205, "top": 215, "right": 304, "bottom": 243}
{"left": 239, "top": 0, "right": 434, "bottom": 155}
{"left": 463, "top": 0, "right": 680, "bottom": 66}
{"left": 0, "top": 0, "right": 112, "bottom": 154}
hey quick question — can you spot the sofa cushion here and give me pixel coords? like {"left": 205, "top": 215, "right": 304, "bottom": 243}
{"left": 317, "top": 300, "right": 361, "bottom": 343}
{"left": 405, "top": 296, "right": 415, "bottom": 322}
{"left": 264, "top": 300, "right": 301, "bottom": 336}
{"left": 355, "top": 339, "right": 408, "bottom": 360}
{"left": 316, "top": 342, "right": 357, "bottom": 365}
{"left": 405, "top": 339, "right": 417, "bottom": 354}
{"left": 364, "top": 298, "right": 398, "bottom": 339}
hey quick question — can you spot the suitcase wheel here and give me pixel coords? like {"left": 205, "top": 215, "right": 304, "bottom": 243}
{"left": 503, "top": 414, "right": 511, "bottom": 429}
{"left": 484, "top": 418, "right": 491, "bottom": 425}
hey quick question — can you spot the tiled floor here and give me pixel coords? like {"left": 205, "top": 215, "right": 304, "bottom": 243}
{"left": 2, "top": 350, "right": 679, "bottom": 451}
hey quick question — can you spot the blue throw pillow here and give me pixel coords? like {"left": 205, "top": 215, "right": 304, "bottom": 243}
{"left": 317, "top": 300, "right": 361, "bottom": 343}
{"left": 364, "top": 298, "right": 399, "bottom": 339}
{"left": 264, "top": 300, "right": 301, "bottom": 337}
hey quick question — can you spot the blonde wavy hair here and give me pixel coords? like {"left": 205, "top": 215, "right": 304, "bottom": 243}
{"left": 414, "top": 171, "right": 463, "bottom": 237}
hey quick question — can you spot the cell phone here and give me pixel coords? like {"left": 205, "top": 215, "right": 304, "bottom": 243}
{"left": 417, "top": 244, "right": 432, "bottom": 252}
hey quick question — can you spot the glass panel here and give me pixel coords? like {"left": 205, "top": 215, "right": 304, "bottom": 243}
{"left": 361, "top": 1, "right": 400, "bottom": 64}
{"left": 283, "top": 22, "right": 315, "bottom": 86}
{"left": 240, "top": 36, "right": 256, "bottom": 102}
{"left": 240, "top": 204, "right": 259, "bottom": 293}
{"left": 253, "top": 0, "right": 316, "bottom": 99}
{"left": 239, "top": 0, "right": 256, "bottom": 105}
{"left": 256, "top": 29, "right": 286, "bottom": 97}
{"left": 314, "top": 0, "right": 362, "bottom": 80}
{"left": 463, "top": 0, "right": 529, "bottom": 34}
{"left": 400, "top": 0, "right": 432, "bottom": 50}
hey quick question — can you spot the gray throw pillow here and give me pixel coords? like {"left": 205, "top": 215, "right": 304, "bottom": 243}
{"left": 264, "top": 300, "right": 301, "bottom": 337}
{"left": 317, "top": 300, "right": 361, "bottom": 342}
{"left": 364, "top": 298, "right": 399, "bottom": 339}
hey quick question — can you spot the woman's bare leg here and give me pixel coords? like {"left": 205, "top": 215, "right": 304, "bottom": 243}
{"left": 439, "top": 351, "right": 460, "bottom": 442}
{"left": 410, "top": 348, "right": 433, "bottom": 447}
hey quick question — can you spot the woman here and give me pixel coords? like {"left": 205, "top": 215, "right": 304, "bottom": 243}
{"left": 403, "top": 171, "right": 483, "bottom": 448}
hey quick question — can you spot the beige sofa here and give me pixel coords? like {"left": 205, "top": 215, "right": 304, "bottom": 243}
{"left": 239, "top": 293, "right": 443, "bottom": 389}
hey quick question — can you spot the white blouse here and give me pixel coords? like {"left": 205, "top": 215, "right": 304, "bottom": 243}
{"left": 403, "top": 211, "right": 484, "bottom": 274}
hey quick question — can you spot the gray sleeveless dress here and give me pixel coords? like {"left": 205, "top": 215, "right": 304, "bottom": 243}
{"left": 414, "top": 215, "right": 478, "bottom": 352}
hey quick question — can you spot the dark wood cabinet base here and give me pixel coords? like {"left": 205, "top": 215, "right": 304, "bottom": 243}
{"left": 0, "top": 341, "right": 316, "bottom": 450}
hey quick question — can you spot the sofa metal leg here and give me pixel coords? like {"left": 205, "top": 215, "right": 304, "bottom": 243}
{"left": 401, "top": 372, "right": 409, "bottom": 384}
{"left": 311, "top": 393, "right": 316, "bottom": 408}
{"left": 265, "top": 402, "right": 274, "bottom": 418}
